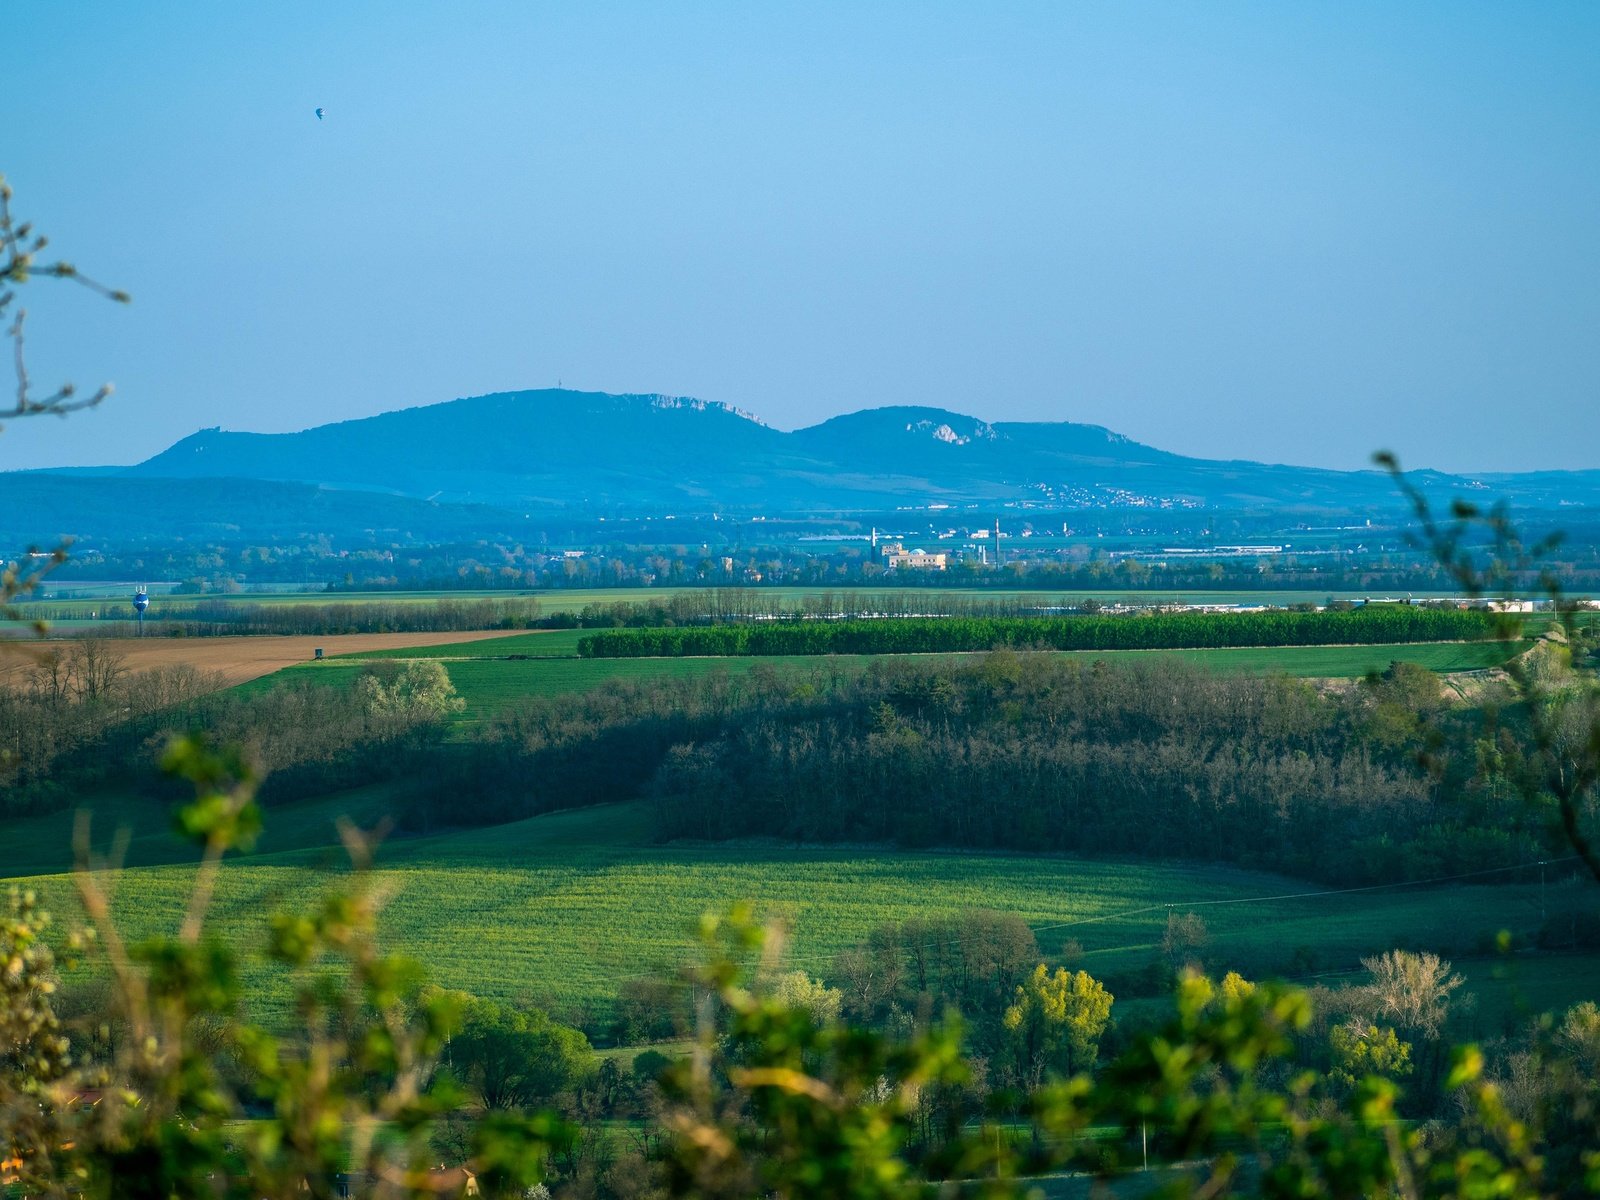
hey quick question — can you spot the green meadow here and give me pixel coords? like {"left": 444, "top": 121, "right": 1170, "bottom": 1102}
{"left": 234, "top": 633, "right": 1531, "bottom": 722}
{"left": 7, "top": 799, "right": 1585, "bottom": 1031}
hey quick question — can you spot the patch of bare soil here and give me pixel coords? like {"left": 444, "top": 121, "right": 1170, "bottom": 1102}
{"left": 0, "top": 630, "right": 515, "bottom": 688}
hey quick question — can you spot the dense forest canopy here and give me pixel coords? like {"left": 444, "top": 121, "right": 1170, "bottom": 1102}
{"left": 576, "top": 606, "right": 1493, "bottom": 658}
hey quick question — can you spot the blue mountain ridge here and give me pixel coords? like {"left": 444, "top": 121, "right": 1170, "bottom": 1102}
{"left": 17, "top": 388, "right": 1600, "bottom": 523}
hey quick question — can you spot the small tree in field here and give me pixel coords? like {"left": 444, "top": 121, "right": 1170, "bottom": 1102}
{"left": 442, "top": 996, "right": 596, "bottom": 1113}
{"left": 358, "top": 659, "right": 466, "bottom": 727}
{"left": 770, "top": 970, "right": 843, "bottom": 1026}
{"left": 1162, "top": 910, "right": 1209, "bottom": 970}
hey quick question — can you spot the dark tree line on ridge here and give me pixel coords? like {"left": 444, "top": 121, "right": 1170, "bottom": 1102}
{"left": 5, "top": 639, "right": 1579, "bottom": 891}
{"left": 11, "top": 597, "right": 549, "bottom": 637}
{"left": 0, "top": 648, "right": 462, "bottom": 817}
{"left": 452, "top": 652, "right": 1568, "bottom": 886}
{"left": 577, "top": 606, "right": 1492, "bottom": 658}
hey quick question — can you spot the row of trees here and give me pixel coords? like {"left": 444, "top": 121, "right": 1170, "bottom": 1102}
{"left": 0, "top": 640, "right": 222, "bottom": 804}
{"left": 4, "top": 638, "right": 1567, "bottom": 892}
{"left": 8, "top": 590, "right": 1495, "bottom": 643}
{"left": 0, "top": 648, "right": 465, "bottom": 817}
{"left": 13, "top": 596, "right": 548, "bottom": 637}
{"left": 606, "top": 654, "right": 1528, "bottom": 882}
{"left": 15, "top": 587, "right": 1163, "bottom": 640}
{"left": 360, "top": 649, "right": 1556, "bottom": 884}
{"left": 577, "top": 606, "right": 1492, "bottom": 657}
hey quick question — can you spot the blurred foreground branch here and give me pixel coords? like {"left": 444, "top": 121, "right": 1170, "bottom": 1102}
{"left": 1378, "top": 451, "right": 1600, "bottom": 883}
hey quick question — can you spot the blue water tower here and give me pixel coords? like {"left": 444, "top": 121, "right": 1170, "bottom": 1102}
{"left": 133, "top": 587, "right": 150, "bottom": 636}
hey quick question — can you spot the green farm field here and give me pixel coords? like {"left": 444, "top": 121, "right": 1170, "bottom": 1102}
{"left": 348, "top": 628, "right": 591, "bottom": 658}
{"left": 344, "top": 628, "right": 1529, "bottom": 669}
{"left": 8, "top": 799, "right": 1592, "bottom": 1030}
{"left": 239, "top": 634, "right": 1531, "bottom": 722}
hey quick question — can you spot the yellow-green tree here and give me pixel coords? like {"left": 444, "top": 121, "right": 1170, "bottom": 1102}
{"left": 1329, "top": 1020, "right": 1413, "bottom": 1094}
{"left": 770, "top": 970, "right": 843, "bottom": 1026}
{"left": 1219, "top": 970, "right": 1255, "bottom": 1007}
{"left": 1002, "top": 964, "right": 1113, "bottom": 1088}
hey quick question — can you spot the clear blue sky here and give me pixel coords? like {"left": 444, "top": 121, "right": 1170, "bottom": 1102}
{"left": 5, "top": 1, "right": 1598, "bottom": 472}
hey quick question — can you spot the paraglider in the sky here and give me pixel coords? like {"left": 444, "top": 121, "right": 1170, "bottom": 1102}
{"left": 315, "top": 107, "right": 324, "bottom": 120}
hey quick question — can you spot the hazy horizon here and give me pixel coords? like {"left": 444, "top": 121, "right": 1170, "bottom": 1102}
{"left": 7, "top": 1, "right": 1598, "bottom": 475}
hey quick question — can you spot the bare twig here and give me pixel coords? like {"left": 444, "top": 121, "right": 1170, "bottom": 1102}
{"left": 0, "top": 173, "right": 128, "bottom": 641}
{"left": 0, "top": 172, "right": 128, "bottom": 426}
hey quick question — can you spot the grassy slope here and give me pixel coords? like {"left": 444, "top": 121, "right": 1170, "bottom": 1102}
{"left": 2, "top": 612, "right": 1568, "bottom": 1032}
{"left": 11, "top": 800, "right": 1590, "bottom": 1029}
{"left": 0, "top": 783, "right": 413, "bottom": 879}
{"left": 240, "top": 637, "right": 1529, "bottom": 723}
{"left": 347, "top": 629, "right": 590, "bottom": 658}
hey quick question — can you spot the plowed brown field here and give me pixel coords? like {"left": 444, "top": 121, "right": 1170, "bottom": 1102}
{"left": 0, "top": 630, "right": 510, "bottom": 688}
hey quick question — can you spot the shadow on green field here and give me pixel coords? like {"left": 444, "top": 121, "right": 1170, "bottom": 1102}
{"left": 9, "top": 800, "right": 1595, "bottom": 1031}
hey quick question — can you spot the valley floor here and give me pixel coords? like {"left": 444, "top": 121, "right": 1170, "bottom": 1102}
{"left": 3, "top": 613, "right": 1586, "bottom": 1046}
{"left": 10, "top": 795, "right": 1592, "bottom": 1037}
